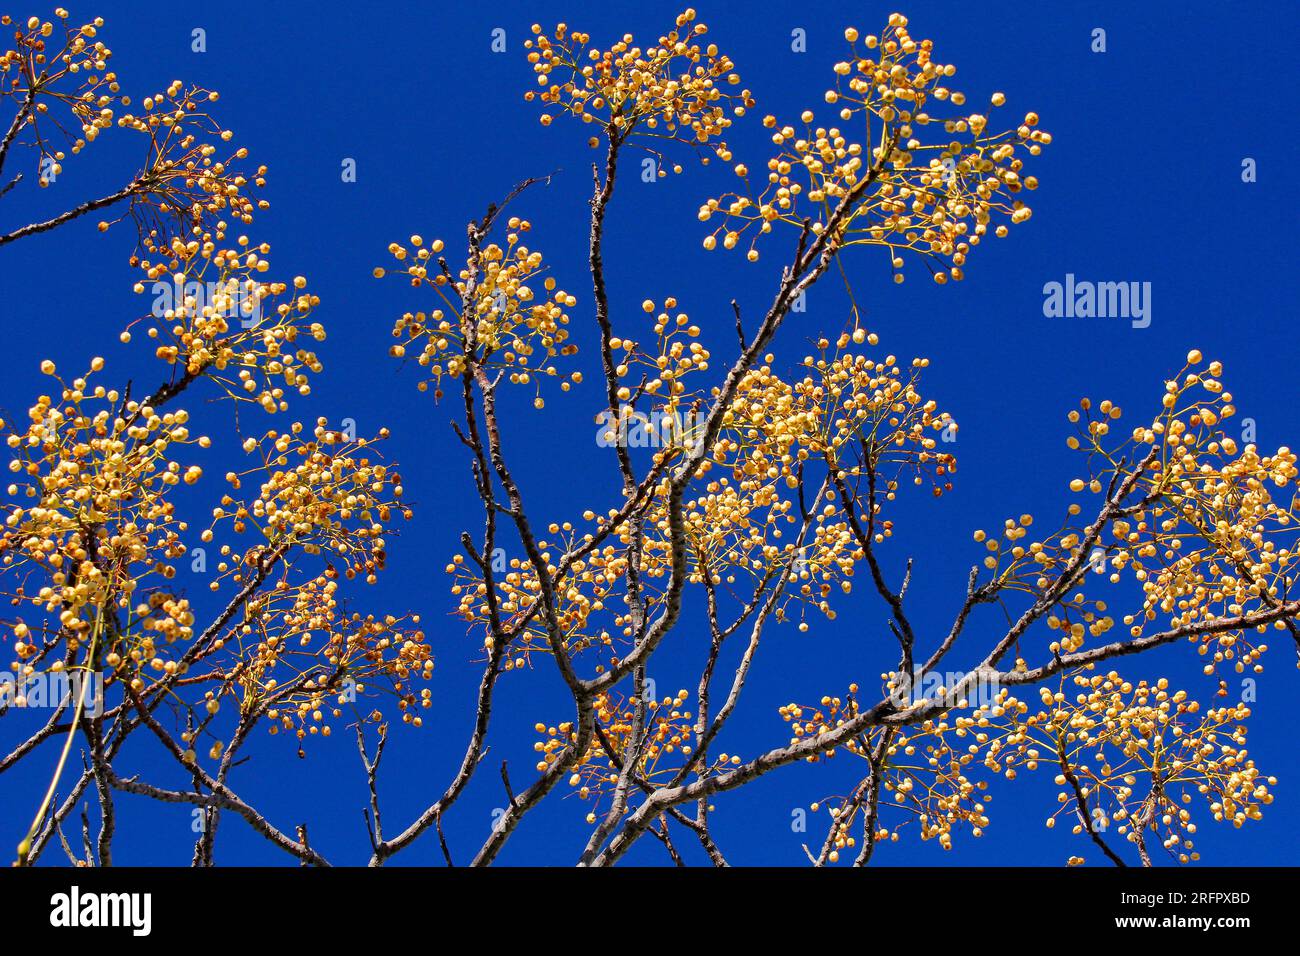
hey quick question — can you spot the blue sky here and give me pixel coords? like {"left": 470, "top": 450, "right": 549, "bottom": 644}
{"left": 1, "top": 0, "right": 1296, "bottom": 866}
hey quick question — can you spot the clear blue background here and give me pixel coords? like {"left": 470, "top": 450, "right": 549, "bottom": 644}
{"left": 1, "top": 0, "right": 1296, "bottom": 866}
